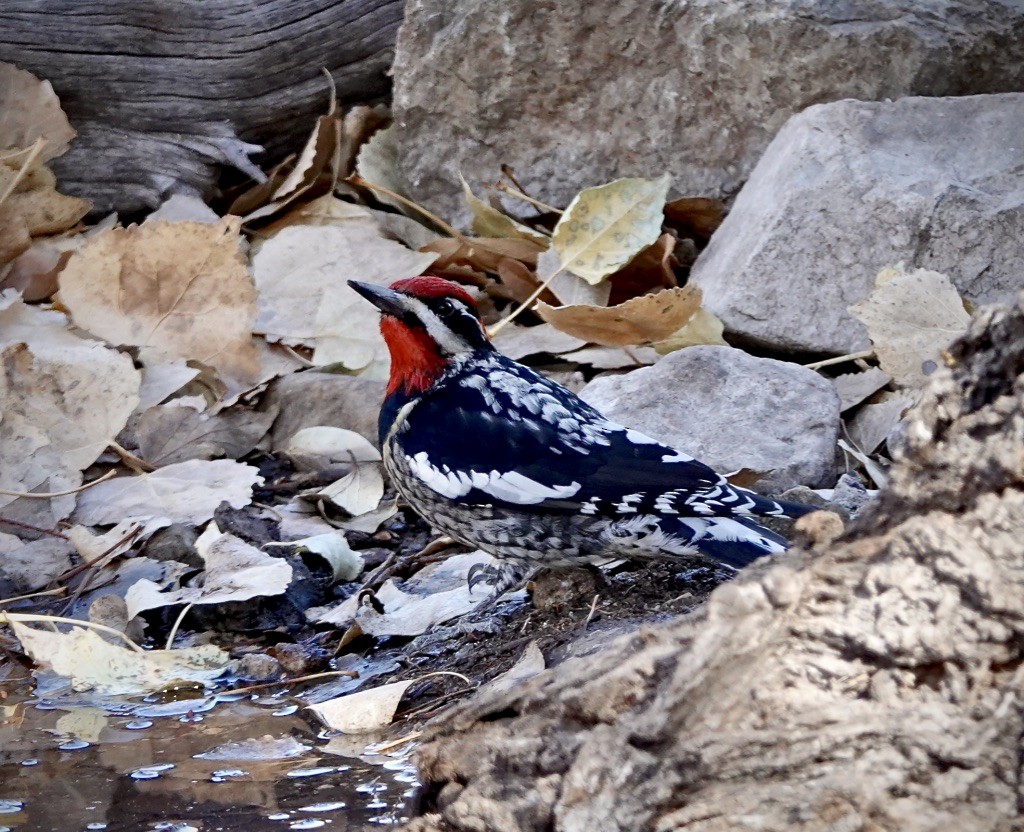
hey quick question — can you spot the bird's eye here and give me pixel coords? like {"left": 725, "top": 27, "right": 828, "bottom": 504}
{"left": 436, "top": 299, "right": 458, "bottom": 317}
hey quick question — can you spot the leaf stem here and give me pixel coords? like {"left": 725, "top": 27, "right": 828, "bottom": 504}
{"left": 495, "top": 181, "right": 562, "bottom": 215}
{"left": 804, "top": 350, "right": 875, "bottom": 371}
{"left": 1, "top": 611, "right": 146, "bottom": 653}
{"left": 487, "top": 266, "right": 564, "bottom": 337}
{"left": 0, "top": 469, "right": 117, "bottom": 500}
{"left": 346, "top": 174, "right": 471, "bottom": 245}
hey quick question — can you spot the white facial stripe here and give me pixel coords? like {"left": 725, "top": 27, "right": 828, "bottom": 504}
{"left": 403, "top": 296, "right": 483, "bottom": 356}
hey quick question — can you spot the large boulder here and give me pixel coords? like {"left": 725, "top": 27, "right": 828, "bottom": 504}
{"left": 391, "top": 0, "right": 1024, "bottom": 224}
{"left": 580, "top": 346, "right": 840, "bottom": 492}
{"left": 404, "top": 292, "right": 1024, "bottom": 832}
{"left": 691, "top": 93, "right": 1024, "bottom": 354}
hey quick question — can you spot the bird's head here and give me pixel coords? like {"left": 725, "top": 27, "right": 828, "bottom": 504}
{"left": 349, "top": 276, "right": 493, "bottom": 396}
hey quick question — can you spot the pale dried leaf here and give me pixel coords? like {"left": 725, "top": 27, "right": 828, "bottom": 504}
{"left": 3, "top": 176, "right": 89, "bottom": 236}
{"left": 0, "top": 203, "right": 30, "bottom": 266}
{"left": 137, "top": 361, "right": 202, "bottom": 409}
{"left": 251, "top": 224, "right": 435, "bottom": 356}
{"left": 492, "top": 323, "right": 587, "bottom": 360}
{"left": 286, "top": 426, "right": 381, "bottom": 471}
{"left": 0, "top": 296, "right": 140, "bottom": 512}
{"left": 847, "top": 391, "right": 917, "bottom": 454}
{"left": 67, "top": 518, "right": 171, "bottom": 562}
{"left": 0, "top": 538, "right": 73, "bottom": 591}
{"left": 135, "top": 401, "right": 277, "bottom": 466}
{"left": 481, "top": 641, "right": 545, "bottom": 696}
{"left": 269, "top": 532, "right": 364, "bottom": 582}
{"left": 0, "top": 62, "right": 76, "bottom": 160}
{"left": 838, "top": 439, "right": 888, "bottom": 489}
{"left": 7, "top": 620, "right": 229, "bottom": 695}
{"left": 560, "top": 345, "right": 658, "bottom": 369}
{"left": 307, "top": 679, "right": 413, "bottom": 734}
{"left": 354, "top": 125, "right": 409, "bottom": 213}
{"left": 460, "top": 175, "right": 549, "bottom": 246}
{"left": 125, "top": 522, "right": 293, "bottom": 618}
{"left": 335, "top": 499, "right": 398, "bottom": 534}
{"left": 73, "top": 460, "right": 263, "bottom": 526}
{"left": 58, "top": 219, "right": 260, "bottom": 383}
{"left": 144, "top": 194, "right": 220, "bottom": 225}
{"left": 258, "top": 195, "right": 378, "bottom": 241}
{"left": 551, "top": 175, "right": 671, "bottom": 284}
{"left": 832, "top": 368, "right": 892, "bottom": 412}
{"left": 537, "top": 286, "right": 702, "bottom": 346}
{"left": 849, "top": 266, "right": 970, "bottom": 388}
{"left": 653, "top": 307, "right": 727, "bottom": 354}
{"left": 320, "top": 464, "right": 385, "bottom": 517}
{"left": 539, "top": 249, "right": 611, "bottom": 307}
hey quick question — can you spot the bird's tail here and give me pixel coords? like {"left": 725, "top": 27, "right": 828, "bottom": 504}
{"left": 738, "top": 488, "right": 816, "bottom": 520}
{"left": 670, "top": 515, "right": 789, "bottom": 570}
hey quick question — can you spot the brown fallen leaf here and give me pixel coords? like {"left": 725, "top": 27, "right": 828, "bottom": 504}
{"left": 422, "top": 236, "right": 546, "bottom": 273}
{"left": 537, "top": 286, "right": 702, "bottom": 346}
{"left": 607, "top": 232, "right": 678, "bottom": 305}
{"left": 0, "top": 62, "right": 77, "bottom": 161}
{"left": 0, "top": 203, "right": 30, "bottom": 266}
{"left": 58, "top": 218, "right": 260, "bottom": 384}
{"left": 663, "top": 196, "right": 726, "bottom": 244}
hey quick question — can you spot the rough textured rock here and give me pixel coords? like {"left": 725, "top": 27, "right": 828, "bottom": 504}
{"left": 403, "top": 293, "right": 1024, "bottom": 832}
{"left": 391, "top": 0, "right": 1024, "bottom": 225}
{"left": 0, "top": 0, "right": 402, "bottom": 215}
{"left": 580, "top": 346, "right": 840, "bottom": 492}
{"left": 266, "top": 371, "right": 384, "bottom": 449}
{"left": 691, "top": 93, "right": 1024, "bottom": 354}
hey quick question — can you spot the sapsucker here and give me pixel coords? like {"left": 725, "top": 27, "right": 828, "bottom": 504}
{"left": 349, "top": 276, "right": 813, "bottom": 596}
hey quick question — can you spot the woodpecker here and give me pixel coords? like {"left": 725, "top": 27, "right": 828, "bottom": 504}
{"left": 349, "top": 276, "right": 813, "bottom": 597}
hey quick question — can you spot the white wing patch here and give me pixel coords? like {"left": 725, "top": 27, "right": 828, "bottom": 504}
{"left": 407, "top": 451, "right": 580, "bottom": 504}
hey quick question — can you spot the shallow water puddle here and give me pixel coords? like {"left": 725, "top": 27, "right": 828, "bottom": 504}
{"left": 0, "top": 681, "right": 417, "bottom": 831}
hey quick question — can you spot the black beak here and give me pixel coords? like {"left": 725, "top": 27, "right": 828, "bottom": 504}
{"left": 348, "top": 280, "right": 408, "bottom": 318}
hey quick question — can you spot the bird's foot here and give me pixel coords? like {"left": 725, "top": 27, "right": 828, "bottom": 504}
{"left": 467, "top": 560, "right": 533, "bottom": 598}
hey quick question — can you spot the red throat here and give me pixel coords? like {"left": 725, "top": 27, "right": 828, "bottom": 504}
{"left": 380, "top": 316, "right": 446, "bottom": 396}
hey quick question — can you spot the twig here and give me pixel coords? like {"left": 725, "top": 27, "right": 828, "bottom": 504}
{"left": 0, "top": 137, "right": 46, "bottom": 206}
{"left": 224, "top": 669, "right": 360, "bottom": 697}
{"left": 0, "top": 587, "right": 67, "bottom": 607}
{"left": 372, "top": 731, "right": 423, "bottom": 754}
{"left": 0, "top": 517, "right": 68, "bottom": 540}
{"left": 165, "top": 602, "right": 195, "bottom": 650}
{"left": 107, "top": 441, "right": 154, "bottom": 474}
{"left": 0, "top": 612, "right": 145, "bottom": 653}
{"left": 804, "top": 350, "right": 875, "bottom": 371}
{"left": 346, "top": 174, "right": 470, "bottom": 244}
{"left": 0, "top": 470, "right": 116, "bottom": 500}
{"left": 56, "top": 523, "right": 145, "bottom": 584}
{"left": 495, "top": 180, "right": 562, "bottom": 215}
{"left": 582, "top": 593, "right": 600, "bottom": 631}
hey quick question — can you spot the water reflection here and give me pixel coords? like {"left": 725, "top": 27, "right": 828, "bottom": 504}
{"left": 0, "top": 683, "right": 416, "bottom": 831}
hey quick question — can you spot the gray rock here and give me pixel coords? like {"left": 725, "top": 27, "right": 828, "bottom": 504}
{"left": 691, "top": 93, "right": 1024, "bottom": 353}
{"left": 266, "top": 371, "right": 385, "bottom": 450}
{"left": 391, "top": 0, "right": 1024, "bottom": 224}
{"left": 580, "top": 346, "right": 840, "bottom": 491}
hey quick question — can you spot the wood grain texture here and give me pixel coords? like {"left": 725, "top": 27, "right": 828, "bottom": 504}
{"left": 0, "top": 0, "right": 403, "bottom": 214}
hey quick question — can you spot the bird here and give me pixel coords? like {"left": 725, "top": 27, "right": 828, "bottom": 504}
{"left": 349, "top": 276, "right": 813, "bottom": 597}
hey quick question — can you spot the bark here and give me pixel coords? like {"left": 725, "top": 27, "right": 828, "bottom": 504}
{"left": 0, "top": 0, "right": 402, "bottom": 214}
{"left": 406, "top": 293, "right": 1024, "bottom": 832}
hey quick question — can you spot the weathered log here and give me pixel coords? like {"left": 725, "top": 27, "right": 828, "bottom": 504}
{"left": 0, "top": 1, "right": 402, "bottom": 214}
{"left": 405, "top": 294, "right": 1024, "bottom": 830}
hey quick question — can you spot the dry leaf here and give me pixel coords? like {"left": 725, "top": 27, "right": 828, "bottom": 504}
{"left": 137, "top": 361, "right": 202, "bottom": 409}
{"left": 460, "top": 175, "right": 549, "bottom": 246}
{"left": 662, "top": 196, "right": 726, "bottom": 244}
{"left": 134, "top": 400, "right": 278, "bottom": 466}
{"left": 319, "top": 464, "right": 385, "bottom": 517}
{"left": 6, "top": 618, "right": 229, "bottom": 695}
{"left": 838, "top": 439, "right": 888, "bottom": 489}
{"left": 258, "top": 195, "right": 379, "bottom": 241}
{"left": 0, "top": 203, "right": 30, "bottom": 266}
{"left": 422, "top": 236, "right": 545, "bottom": 273}
{"left": 73, "top": 460, "right": 263, "bottom": 526}
{"left": 480, "top": 641, "right": 545, "bottom": 696}
{"left": 538, "top": 249, "right": 611, "bottom": 308}
{"left": 251, "top": 224, "right": 435, "bottom": 361}
{"left": 847, "top": 391, "right": 917, "bottom": 454}
{"left": 124, "top": 521, "right": 293, "bottom": 618}
{"left": 307, "top": 679, "right": 413, "bottom": 734}
{"left": 831, "top": 368, "right": 892, "bottom": 412}
{"left": 145, "top": 194, "right": 220, "bottom": 224}
{"left": 285, "top": 427, "right": 381, "bottom": 471}
{"left": 0, "top": 538, "right": 73, "bottom": 592}
{"left": 652, "top": 307, "right": 728, "bottom": 354}
{"left": 0, "top": 62, "right": 76, "bottom": 160}
{"left": 551, "top": 175, "right": 671, "bottom": 284}
{"left": 0, "top": 294, "right": 140, "bottom": 516}
{"left": 537, "top": 286, "right": 702, "bottom": 346}
{"left": 849, "top": 265, "right": 970, "bottom": 388}
{"left": 58, "top": 219, "right": 260, "bottom": 384}
{"left": 607, "top": 232, "right": 678, "bottom": 304}
{"left": 492, "top": 323, "right": 587, "bottom": 360}
{"left": 560, "top": 345, "right": 658, "bottom": 369}
{"left": 354, "top": 125, "right": 410, "bottom": 213}
{"left": 268, "top": 532, "right": 364, "bottom": 582}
